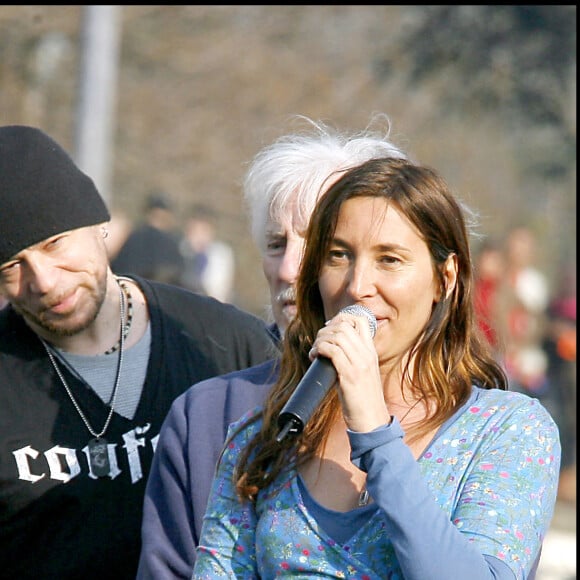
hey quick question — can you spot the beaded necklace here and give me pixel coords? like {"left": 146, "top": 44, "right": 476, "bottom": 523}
{"left": 104, "top": 277, "right": 132, "bottom": 355}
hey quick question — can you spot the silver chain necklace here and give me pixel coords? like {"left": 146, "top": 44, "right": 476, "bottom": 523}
{"left": 41, "top": 278, "right": 127, "bottom": 477}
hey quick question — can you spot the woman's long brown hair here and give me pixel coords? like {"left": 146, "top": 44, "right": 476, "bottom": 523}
{"left": 232, "top": 157, "right": 507, "bottom": 502}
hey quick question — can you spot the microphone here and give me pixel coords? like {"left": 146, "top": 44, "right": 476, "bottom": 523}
{"left": 276, "top": 304, "right": 377, "bottom": 442}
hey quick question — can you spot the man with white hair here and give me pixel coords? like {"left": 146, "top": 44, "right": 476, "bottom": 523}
{"left": 137, "top": 115, "right": 408, "bottom": 579}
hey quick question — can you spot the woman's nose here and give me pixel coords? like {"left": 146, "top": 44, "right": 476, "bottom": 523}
{"left": 347, "top": 260, "right": 377, "bottom": 300}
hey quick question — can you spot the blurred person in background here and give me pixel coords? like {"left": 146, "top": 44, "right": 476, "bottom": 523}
{"left": 179, "top": 203, "right": 236, "bottom": 303}
{"left": 137, "top": 114, "right": 408, "bottom": 579}
{"left": 473, "top": 238, "right": 506, "bottom": 355}
{"left": 542, "top": 266, "right": 576, "bottom": 503}
{"left": 476, "top": 228, "right": 576, "bottom": 507}
{"left": 111, "top": 191, "right": 185, "bottom": 285}
{"left": 192, "top": 156, "right": 560, "bottom": 580}
{"left": 0, "top": 125, "right": 276, "bottom": 579}
{"left": 497, "top": 226, "right": 550, "bottom": 396}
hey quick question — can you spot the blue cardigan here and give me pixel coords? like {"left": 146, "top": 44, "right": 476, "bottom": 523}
{"left": 139, "top": 342, "right": 556, "bottom": 579}
{"left": 193, "top": 388, "right": 560, "bottom": 579}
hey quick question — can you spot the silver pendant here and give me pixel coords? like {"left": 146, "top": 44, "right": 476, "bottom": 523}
{"left": 358, "top": 488, "right": 369, "bottom": 507}
{"left": 88, "top": 437, "right": 110, "bottom": 477}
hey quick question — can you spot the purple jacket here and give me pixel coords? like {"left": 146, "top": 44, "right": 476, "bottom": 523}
{"left": 137, "top": 356, "right": 279, "bottom": 579}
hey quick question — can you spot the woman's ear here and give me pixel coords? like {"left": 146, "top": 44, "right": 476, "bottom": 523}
{"left": 442, "top": 253, "right": 458, "bottom": 299}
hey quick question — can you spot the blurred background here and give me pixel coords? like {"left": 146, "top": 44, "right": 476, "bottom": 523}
{"left": 0, "top": 6, "right": 575, "bottom": 577}
{"left": 0, "top": 5, "right": 575, "bottom": 315}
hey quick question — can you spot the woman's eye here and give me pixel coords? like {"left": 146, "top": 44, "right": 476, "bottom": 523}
{"left": 327, "top": 249, "right": 349, "bottom": 263}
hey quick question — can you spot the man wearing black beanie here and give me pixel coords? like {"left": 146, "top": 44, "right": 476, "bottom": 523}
{"left": 0, "top": 125, "right": 277, "bottom": 579}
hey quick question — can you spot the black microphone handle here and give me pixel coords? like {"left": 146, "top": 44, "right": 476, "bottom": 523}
{"left": 276, "top": 304, "right": 376, "bottom": 441}
{"left": 276, "top": 356, "right": 337, "bottom": 440}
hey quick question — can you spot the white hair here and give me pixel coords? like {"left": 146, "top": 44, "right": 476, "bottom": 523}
{"left": 243, "top": 114, "right": 408, "bottom": 252}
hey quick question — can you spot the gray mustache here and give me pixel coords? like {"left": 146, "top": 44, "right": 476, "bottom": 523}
{"left": 276, "top": 288, "right": 296, "bottom": 304}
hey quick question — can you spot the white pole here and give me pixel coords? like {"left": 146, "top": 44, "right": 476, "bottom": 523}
{"left": 75, "top": 5, "right": 122, "bottom": 206}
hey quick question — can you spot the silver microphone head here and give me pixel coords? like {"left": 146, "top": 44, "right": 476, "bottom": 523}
{"left": 340, "top": 304, "right": 377, "bottom": 338}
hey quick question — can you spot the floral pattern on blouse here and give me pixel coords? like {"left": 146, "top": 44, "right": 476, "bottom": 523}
{"left": 193, "top": 388, "right": 560, "bottom": 579}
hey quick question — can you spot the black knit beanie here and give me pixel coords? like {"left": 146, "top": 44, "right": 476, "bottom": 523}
{"left": 0, "top": 125, "right": 111, "bottom": 264}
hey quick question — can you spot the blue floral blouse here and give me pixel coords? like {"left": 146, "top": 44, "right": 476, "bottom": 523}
{"left": 193, "top": 387, "right": 561, "bottom": 579}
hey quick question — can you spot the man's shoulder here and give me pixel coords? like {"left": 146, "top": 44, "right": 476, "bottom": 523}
{"left": 164, "top": 359, "right": 278, "bottom": 437}
{"left": 177, "top": 359, "right": 278, "bottom": 410}
{"left": 196, "top": 358, "right": 279, "bottom": 390}
{"left": 133, "top": 276, "right": 276, "bottom": 364}
{"left": 0, "top": 306, "right": 33, "bottom": 352}
{"left": 136, "top": 276, "right": 267, "bottom": 326}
